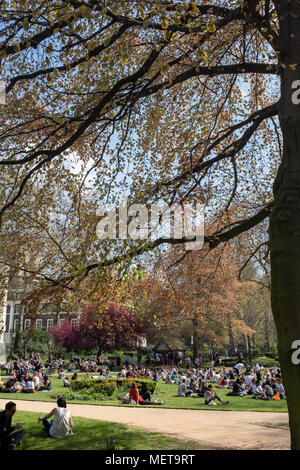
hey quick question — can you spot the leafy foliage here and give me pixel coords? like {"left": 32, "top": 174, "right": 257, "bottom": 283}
{"left": 50, "top": 301, "right": 144, "bottom": 354}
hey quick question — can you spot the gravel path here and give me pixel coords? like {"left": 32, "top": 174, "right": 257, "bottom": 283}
{"left": 0, "top": 399, "right": 290, "bottom": 450}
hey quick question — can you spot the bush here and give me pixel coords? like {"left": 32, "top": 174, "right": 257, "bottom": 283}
{"left": 253, "top": 356, "right": 280, "bottom": 367}
{"left": 70, "top": 378, "right": 156, "bottom": 396}
{"left": 93, "top": 382, "right": 117, "bottom": 396}
{"left": 70, "top": 379, "right": 115, "bottom": 394}
{"left": 119, "top": 379, "right": 157, "bottom": 395}
{"left": 220, "top": 357, "right": 238, "bottom": 367}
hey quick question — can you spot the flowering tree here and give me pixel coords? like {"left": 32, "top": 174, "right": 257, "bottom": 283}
{"left": 50, "top": 302, "right": 144, "bottom": 356}
{"left": 50, "top": 320, "right": 87, "bottom": 352}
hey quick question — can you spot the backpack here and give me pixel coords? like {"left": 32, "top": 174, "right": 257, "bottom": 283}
{"left": 272, "top": 392, "right": 280, "bottom": 401}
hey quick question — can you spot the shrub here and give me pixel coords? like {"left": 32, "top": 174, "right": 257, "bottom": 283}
{"left": 93, "top": 382, "right": 117, "bottom": 396}
{"left": 253, "top": 356, "right": 280, "bottom": 367}
{"left": 119, "top": 379, "right": 157, "bottom": 395}
{"left": 220, "top": 358, "right": 237, "bottom": 367}
{"left": 70, "top": 378, "right": 156, "bottom": 396}
{"left": 69, "top": 379, "right": 93, "bottom": 391}
{"left": 70, "top": 379, "right": 116, "bottom": 395}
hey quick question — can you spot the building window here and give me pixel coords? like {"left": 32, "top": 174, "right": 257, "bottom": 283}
{"left": 36, "top": 319, "right": 43, "bottom": 329}
{"left": 71, "top": 318, "right": 79, "bottom": 328}
{"left": 58, "top": 318, "right": 65, "bottom": 327}
{"left": 47, "top": 319, "right": 53, "bottom": 330}
{"left": 6, "top": 305, "right": 11, "bottom": 314}
{"left": 24, "top": 319, "right": 31, "bottom": 330}
{"left": 15, "top": 304, "right": 21, "bottom": 314}
{"left": 14, "top": 319, "right": 19, "bottom": 332}
{"left": 6, "top": 315, "right": 10, "bottom": 333}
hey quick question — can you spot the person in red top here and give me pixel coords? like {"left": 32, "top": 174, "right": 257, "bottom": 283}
{"left": 129, "top": 382, "right": 166, "bottom": 405}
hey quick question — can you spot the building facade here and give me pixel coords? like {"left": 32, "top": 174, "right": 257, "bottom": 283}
{"left": 0, "top": 272, "right": 80, "bottom": 347}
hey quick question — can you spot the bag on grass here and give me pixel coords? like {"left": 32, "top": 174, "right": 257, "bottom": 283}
{"left": 272, "top": 392, "right": 280, "bottom": 401}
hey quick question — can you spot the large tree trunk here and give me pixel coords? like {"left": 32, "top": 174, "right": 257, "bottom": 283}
{"left": 270, "top": 2, "right": 300, "bottom": 449}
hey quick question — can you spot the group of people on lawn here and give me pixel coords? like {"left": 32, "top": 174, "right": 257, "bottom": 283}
{"left": 0, "top": 352, "right": 286, "bottom": 450}
{"left": 168, "top": 363, "right": 285, "bottom": 404}
{"left": 0, "top": 371, "right": 51, "bottom": 394}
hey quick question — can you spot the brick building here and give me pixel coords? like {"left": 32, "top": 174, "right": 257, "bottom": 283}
{"left": 0, "top": 271, "right": 80, "bottom": 347}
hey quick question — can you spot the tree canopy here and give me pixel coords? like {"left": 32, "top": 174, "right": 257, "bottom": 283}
{"left": 2, "top": 0, "right": 300, "bottom": 449}
{"left": 0, "top": 0, "right": 279, "bottom": 290}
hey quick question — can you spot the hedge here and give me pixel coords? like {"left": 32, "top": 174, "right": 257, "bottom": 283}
{"left": 70, "top": 378, "right": 156, "bottom": 396}
{"left": 70, "top": 379, "right": 117, "bottom": 396}
{"left": 253, "top": 356, "right": 280, "bottom": 367}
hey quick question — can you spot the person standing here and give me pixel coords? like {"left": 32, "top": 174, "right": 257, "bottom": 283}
{"left": 0, "top": 402, "right": 26, "bottom": 450}
{"left": 234, "top": 362, "right": 244, "bottom": 376}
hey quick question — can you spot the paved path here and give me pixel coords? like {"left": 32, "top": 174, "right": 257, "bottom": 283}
{"left": 0, "top": 399, "right": 290, "bottom": 450}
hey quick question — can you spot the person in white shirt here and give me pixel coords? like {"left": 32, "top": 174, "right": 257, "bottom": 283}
{"left": 32, "top": 372, "right": 40, "bottom": 390}
{"left": 244, "top": 372, "right": 254, "bottom": 387}
{"left": 234, "top": 363, "right": 244, "bottom": 375}
{"left": 214, "top": 372, "right": 221, "bottom": 383}
{"left": 24, "top": 378, "right": 35, "bottom": 391}
{"left": 38, "top": 396, "right": 73, "bottom": 438}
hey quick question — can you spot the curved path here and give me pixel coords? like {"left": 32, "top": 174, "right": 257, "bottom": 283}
{"left": 0, "top": 399, "right": 290, "bottom": 450}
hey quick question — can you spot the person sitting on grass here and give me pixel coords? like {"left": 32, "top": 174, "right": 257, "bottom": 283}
{"left": 37, "top": 396, "right": 73, "bottom": 438}
{"left": 263, "top": 380, "right": 274, "bottom": 399}
{"left": 170, "top": 369, "right": 178, "bottom": 383}
{"left": 63, "top": 376, "right": 70, "bottom": 387}
{"left": 2, "top": 378, "right": 19, "bottom": 393}
{"left": 251, "top": 379, "right": 265, "bottom": 398}
{"left": 275, "top": 378, "right": 286, "bottom": 399}
{"left": 204, "top": 385, "right": 230, "bottom": 406}
{"left": 32, "top": 372, "right": 40, "bottom": 390}
{"left": 0, "top": 401, "right": 26, "bottom": 450}
{"left": 177, "top": 378, "right": 189, "bottom": 397}
{"left": 21, "top": 377, "right": 35, "bottom": 393}
{"left": 39, "top": 375, "right": 51, "bottom": 391}
{"left": 128, "top": 382, "right": 166, "bottom": 406}
{"left": 227, "top": 379, "right": 243, "bottom": 397}
{"left": 71, "top": 372, "right": 78, "bottom": 381}
{"left": 164, "top": 373, "right": 173, "bottom": 384}
{"left": 217, "top": 376, "right": 228, "bottom": 389}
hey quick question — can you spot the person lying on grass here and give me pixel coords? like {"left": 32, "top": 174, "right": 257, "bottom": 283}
{"left": 37, "top": 396, "right": 73, "bottom": 438}
{"left": 204, "top": 385, "right": 230, "bottom": 406}
{"left": 123, "top": 382, "right": 166, "bottom": 406}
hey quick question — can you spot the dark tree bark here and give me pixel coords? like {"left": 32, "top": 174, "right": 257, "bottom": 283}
{"left": 270, "top": 0, "right": 300, "bottom": 450}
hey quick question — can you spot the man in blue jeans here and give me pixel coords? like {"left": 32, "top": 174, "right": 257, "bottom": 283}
{"left": 0, "top": 402, "right": 26, "bottom": 450}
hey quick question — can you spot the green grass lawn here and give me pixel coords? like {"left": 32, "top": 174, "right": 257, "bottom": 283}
{"left": 0, "top": 374, "right": 288, "bottom": 412}
{"left": 12, "top": 411, "right": 205, "bottom": 450}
